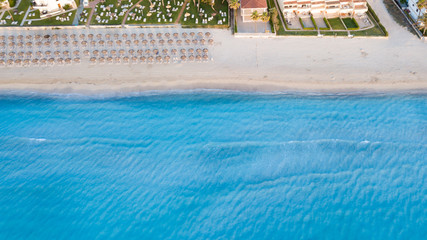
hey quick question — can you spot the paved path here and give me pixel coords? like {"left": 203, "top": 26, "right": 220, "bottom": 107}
{"left": 121, "top": 0, "right": 143, "bottom": 26}
{"left": 20, "top": 7, "right": 31, "bottom": 26}
{"left": 73, "top": 0, "right": 85, "bottom": 26}
{"left": 174, "top": 0, "right": 189, "bottom": 24}
{"left": 86, "top": 0, "right": 102, "bottom": 26}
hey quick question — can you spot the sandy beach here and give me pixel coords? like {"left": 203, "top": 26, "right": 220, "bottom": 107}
{"left": 0, "top": 0, "right": 426, "bottom": 93}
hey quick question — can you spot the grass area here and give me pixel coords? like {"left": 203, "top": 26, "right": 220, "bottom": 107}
{"left": 0, "top": 0, "right": 30, "bottom": 25}
{"left": 91, "top": 0, "right": 140, "bottom": 25}
{"left": 342, "top": 18, "right": 359, "bottom": 30}
{"left": 180, "top": 0, "right": 229, "bottom": 28}
{"left": 328, "top": 18, "right": 346, "bottom": 30}
{"left": 25, "top": 10, "right": 77, "bottom": 26}
{"left": 320, "top": 31, "right": 348, "bottom": 36}
{"left": 350, "top": 26, "right": 384, "bottom": 36}
{"left": 125, "top": 0, "right": 184, "bottom": 24}
{"left": 78, "top": 8, "right": 92, "bottom": 25}
{"left": 277, "top": 30, "right": 318, "bottom": 36}
{"left": 9, "top": 0, "right": 16, "bottom": 7}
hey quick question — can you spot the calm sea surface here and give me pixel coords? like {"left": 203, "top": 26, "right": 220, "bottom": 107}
{"left": 0, "top": 92, "right": 426, "bottom": 239}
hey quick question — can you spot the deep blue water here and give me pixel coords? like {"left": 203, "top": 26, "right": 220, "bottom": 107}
{"left": 0, "top": 92, "right": 426, "bottom": 239}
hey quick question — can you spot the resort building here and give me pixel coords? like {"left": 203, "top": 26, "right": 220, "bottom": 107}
{"left": 407, "top": 0, "right": 426, "bottom": 21}
{"left": 281, "top": 0, "right": 368, "bottom": 18}
{"left": 31, "top": 0, "right": 77, "bottom": 18}
{"left": 240, "top": 0, "right": 268, "bottom": 22}
{"left": 0, "top": 0, "right": 10, "bottom": 9}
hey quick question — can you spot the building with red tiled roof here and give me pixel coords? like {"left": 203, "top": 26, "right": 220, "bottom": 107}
{"left": 240, "top": 0, "right": 268, "bottom": 22}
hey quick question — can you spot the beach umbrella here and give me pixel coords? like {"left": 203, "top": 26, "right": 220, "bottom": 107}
{"left": 159, "top": 39, "right": 165, "bottom": 46}
{"left": 102, "top": 49, "right": 108, "bottom": 55}
{"left": 180, "top": 49, "right": 186, "bottom": 54}
{"left": 153, "top": 49, "right": 159, "bottom": 55}
{"left": 150, "top": 40, "right": 156, "bottom": 46}
{"left": 107, "top": 57, "right": 113, "bottom": 63}
{"left": 8, "top": 52, "right": 15, "bottom": 57}
{"left": 173, "top": 33, "right": 178, "bottom": 39}
{"left": 189, "top": 55, "right": 195, "bottom": 61}
{"left": 90, "top": 57, "right": 96, "bottom": 63}
{"left": 205, "top": 32, "right": 211, "bottom": 38}
{"left": 196, "top": 48, "right": 202, "bottom": 54}
{"left": 90, "top": 41, "right": 96, "bottom": 46}
{"left": 131, "top": 33, "right": 136, "bottom": 39}
{"left": 79, "top": 34, "right": 85, "bottom": 39}
{"left": 26, "top": 42, "right": 33, "bottom": 47}
{"left": 156, "top": 33, "right": 162, "bottom": 39}
{"left": 203, "top": 48, "right": 208, "bottom": 53}
{"left": 88, "top": 34, "right": 94, "bottom": 39}
{"left": 26, "top": 51, "right": 32, "bottom": 57}
{"left": 74, "top": 58, "right": 81, "bottom": 63}
{"left": 188, "top": 48, "right": 194, "bottom": 54}
{"left": 0, "top": 36, "right": 5, "bottom": 41}
{"left": 142, "top": 40, "right": 148, "bottom": 46}
{"left": 164, "top": 55, "right": 170, "bottom": 62}
{"left": 93, "top": 50, "right": 99, "bottom": 56}
{"left": 15, "top": 59, "right": 21, "bottom": 65}
{"left": 111, "top": 50, "right": 117, "bottom": 55}
{"left": 200, "top": 39, "right": 206, "bottom": 45}
{"left": 83, "top": 50, "right": 90, "bottom": 56}
{"left": 133, "top": 40, "right": 139, "bottom": 45}
{"left": 0, "top": 42, "right": 5, "bottom": 48}
{"left": 40, "top": 58, "right": 47, "bottom": 64}
{"left": 0, "top": 59, "right": 4, "bottom": 65}
{"left": 63, "top": 41, "right": 69, "bottom": 46}
{"left": 139, "top": 33, "right": 145, "bottom": 39}
{"left": 162, "top": 49, "right": 168, "bottom": 55}
{"left": 176, "top": 40, "right": 182, "bottom": 45}
{"left": 114, "top": 34, "right": 119, "bottom": 39}
{"left": 99, "top": 40, "right": 105, "bottom": 46}
{"left": 128, "top": 49, "right": 135, "bottom": 55}
{"left": 198, "top": 32, "right": 203, "bottom": 37}
{"left": 17, "top": 35, "right": 24, "bottom": 40}
{"left": 137, "top": 49, "right": 143, "bottom": 55}
{"left": 114, "top": 57, "right": 121, "bottom": 63}
{"left": 208, "top": 39, "right": 214, "bottom": 45}
{"left": 48, "top": 58, "right": 55, "bottom": 64}
{"left": 96, "top": 34, "right": 102, "bottom": 39}
{"left": 125, "top": 40, "right": 131, "bottom": 46}
{"left": 105, "top": 34, "right": 111, "bottom": 39}
{"left": 180, "top": 55, "right": 186, "bottom": 61}
{"left": 165, "top": 33, "right": 171, "bottom": 38}
{"left": 54, "top": 41, "right": 60, "bottom": 46}
{"left": 54, "top": 51, "right": 60, "bottom": 56}
{"left": 145, "top": 49, "right": 151, "bottom": 55}
{"left": 123, "top": 56, "right": 129, "bottom": 62}
{"left": 116, "top": 40, "right": 122, "bottom": 45}
{"left": 119, "top": 49, "right": 125, "bottom": 56}
{"left": 73, "top": 50, "right": 80, "bottom": 55}
{"left": 36, "top": 42, "right": 42, "bottom": 47}
{"left": 171, "top": 49, "right": 177, "bottom": 55}
{"left": 23, "top": 59, "right": 30, "bottom": 65}
{"left": 182, "top": 32, "right": 188, "bottom": 38}
{"left": 7, "top": 59, "right": 13, "bottom": 65}
{"left": 26, "top": 35, "right": 33, "bottom": 40}
{"left": 148, "top": 33, "right": 154, "bottom": 39}
{"left": 32, "top": 59, "right": 39, "bottom": 64}
{"left": 140, "top": 56, "right": 146, "bottom": 62}
{"left": 122, "top": 33, "right": 128, "bottom": 39}
{"left": 57, "top": 58, "right": 64, "bottom": 64}
{"left": 51, "top": 34, "right": 58, "bottom": 40}
{"left": 65, "top": 58, "right": 72, "bottom": 64}
{"left": 167, "top": 39, "right": 173, "bottom": 45}
{"left": 190, "top": 32, "right": 195, "bottom": 38}
{"left": 44, "top": 42, "right": 51, "bottom": 47}
{"left": 196, "top": 55, "right": 202, "bottom": 61}
{"left": 185, "top": 39, "right": 190, "bottom": 45}
{"left": 0, "top": 52, "right": 5, "bottom": 57}
{"left": 192, "top": 39, "right": 198, "bottom": 44}
{"left": 36, "top": 51, "right": 42, "bottom": 57}
{"left": 98, "top": 57, "right": 105, "bottom": 63}
{"left": 156, "top": 56, "right": 162, "bottom": 62}
{"left": 72, "top": 41, "right": 78, "bottom": 46}
{"left": 18, "top": 51, "right": 24, "bottom": 57}
{"left": 81, "top": 41, "right": 88, "bottom": 46}
{"left": 61, "top": 34, "right": 68, "bottom": 39}
{"left": 147, "top": 56, "right": 153, "bottom": 62}
{"left": 17, "top": 42, "right": 24, "bottom": 48}
{"left": 131, "top": 56, "right": 137, "bottom": 62}
{"left": 107, "top": 40, "right": 113, "bottom": 46}
{"left": 8, "top": 36, "right": 14, "bottom": 41}
{"left": 70, "top": 34, "right": 76, "bottom": 39}
{"left": 45, "top": 51, "right": 51, "bottom": 56}
{"left": 63, "top": 50, "right": 70, "bottom": 56}
{"left": 35, "top": 35, "right": 41, "bottom": 40}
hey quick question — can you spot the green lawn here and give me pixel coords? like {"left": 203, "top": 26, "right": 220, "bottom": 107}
{"left": 1, "top": 0, "right": 30, "bottom": 25}
{"left": 277, "top": 30, "right": 318, "bottom": 36}
{"left": 320, "top": 31, "right": 348, "bottom": 36}
{"left": 91, "top": 0, "right": 140, "bottom": 25}
{"left": 328, "top": 18, "right": 346, "bottom": 30}
{"left": 342, "top": 18, "right": 358, "bottom": 29}
{"left": 125, "top": 0, "right": 184, "bottom": 24}
{"left": 180, "top": 0, "right": 229, "bottom": 28}
{"left": 25, "top": 10, "right": 77, "bottom": 26}
{"left": 78, "top": 8, "right": 92, "bottom": 25}
{"left": 9, "top": 0, "right": 17, "bottom": 7}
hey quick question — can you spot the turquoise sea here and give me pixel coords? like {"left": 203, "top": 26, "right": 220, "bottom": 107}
{"left": 0, "top": 92, "right": 426, "bottom": 239}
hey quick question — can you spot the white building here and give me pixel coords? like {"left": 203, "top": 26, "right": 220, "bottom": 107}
{"left": 281, "top": 0, "right": 367, "bottom": 18}
{"left": 407, "top": 0, "right": 426, "bottom": 21}
{"left": 240, "top": 0, "right": 268, "bottom": 22}
{"left": 32, "top": 0, "right": 77, "bottom": 18}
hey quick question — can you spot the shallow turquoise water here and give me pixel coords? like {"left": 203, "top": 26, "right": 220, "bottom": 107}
{"left": 0, "top": 92, "right": 426, "bottom": 239}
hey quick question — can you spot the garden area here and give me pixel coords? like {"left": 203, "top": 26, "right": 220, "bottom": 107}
{"left": 0, "top": 0, "right": 29, "bottom": 25}
{"left": 180, "top": 0, "right": 229, "bottom": 28}
{"left": 124, "top": 0, "right": 185, "bottom": 24}
{"left": 25, "top": 10, "right": 77, "bottom": 26}
{"left": 91, "top": 0, "right": 141, "bottom": 25}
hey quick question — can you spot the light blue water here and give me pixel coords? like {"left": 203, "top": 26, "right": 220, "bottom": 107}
{"left": 0, "top": 92, "right": 426, "bottom": 239}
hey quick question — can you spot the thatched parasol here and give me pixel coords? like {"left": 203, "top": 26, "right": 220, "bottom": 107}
{"left": 189, "top": 55, "right": 195, "bottom": 61}
{"left": 139, "top": 33, "right": 145, "bottom": 38}
{"left": 148, "top": 33, "right": 153, "bottom": 39}
{"left": 171, "top": 49, "right": 177, "bottom": 55}
{"left": 162, "top": 49, "right": 168, "bottom": 54}
{"left": 96, "top": 34, "right": 102, "bottom": 39}
{"left": 90, "top": 57, "right": 96, "bottom": 63}
{"left": 88, "top": 34, "right": 94, "bottom": 39}
{"left": 208, "top": 39, "right": 214, "bottom": 45}
{"left": 176, "top": 40, "right": 182, "bottom": 45}
{"left": 159, "top": 39, "right": 165, "bottom": 46}
{"left": 63, "top": 41, "right": 69, "bottom": 46}
{"left": 83, "top": 50, "right": 90, "bottom": 56}
{"left": 128, "top": 49, "right": 135, "bottom": 55}
{"left": 54, "top": 51, "right": 60, "bottom": 56}
{"left": 131, "top": 33, "right": 136, "bottom": 39}
{"left": 125, "top": 40, "right": 131, "bottom": 46}
{"left": 122, "top": 33, "right": 128, "bottom": 39}
{"left": 173, "top": 33, "right": 179, "bottom": 38}
{"left": 140, "top": 56, "right": 146, "bottom": 62}
{"left": 180, "top": 55, "right": 187, "bottom": 61}
{"left": 133, "top": 40, "right": 139, "bottom": 45}
{"left": 73, "top": 58, "right": 81, "bottom": 63}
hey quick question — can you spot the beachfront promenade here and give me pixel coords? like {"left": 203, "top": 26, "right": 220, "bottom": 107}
{"left": 0, "top": 28, "right": 214, "bottom": 67}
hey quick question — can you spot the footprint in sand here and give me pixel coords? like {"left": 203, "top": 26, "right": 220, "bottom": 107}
{"left": 360, "top": 49, "right": 368, "bottom": 58}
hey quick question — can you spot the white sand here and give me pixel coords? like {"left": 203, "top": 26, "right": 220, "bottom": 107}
{"left": 0, "top": 0, "right": 426, "bottom": 93}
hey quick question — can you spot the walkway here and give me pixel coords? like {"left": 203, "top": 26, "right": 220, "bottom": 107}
{"left": 73, "top": 0, "right": 85, "bottom": 26}
{"left": 86, "top": 0, "right": 102, "bottom": 26}
{"left": 20, "top": 6, "right": 31, "bottom": 26}
{"left": 174, "top": 0, "right": 189, "bottom": 24}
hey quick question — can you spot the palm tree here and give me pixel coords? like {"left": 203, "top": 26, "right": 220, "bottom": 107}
{"left": 416, "top": 0, "right": 427, "bottom": 33}
{"left": 419, "top": 13, "right": 427, "bottom": 35}
{"left": 229, "top": 0, "right": 240, "bottom": 23}
{"left": 260, "top": 11, "right": 270, "bottom": 32}
{"left": 250, "top": 10, "right": 260, "bottom": 32}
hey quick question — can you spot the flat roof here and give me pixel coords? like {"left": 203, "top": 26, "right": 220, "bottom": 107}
{"left": 241, "top": 0, "right": 268, "bottom": 9}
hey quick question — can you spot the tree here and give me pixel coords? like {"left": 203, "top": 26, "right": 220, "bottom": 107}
{"left": 250, "top": 10, "right": 260, "bottom": 32}
{"left": 228, "top": 0, "right": 240, "bottom": 23}
{"left": 260, "top": 11, "right": 270, "bottom": 32}
{"left": 419, "top": 13, "right": 427, "bottom": 35}
{"left": 416, "top": 0, "right": 427, "bottom": 33}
